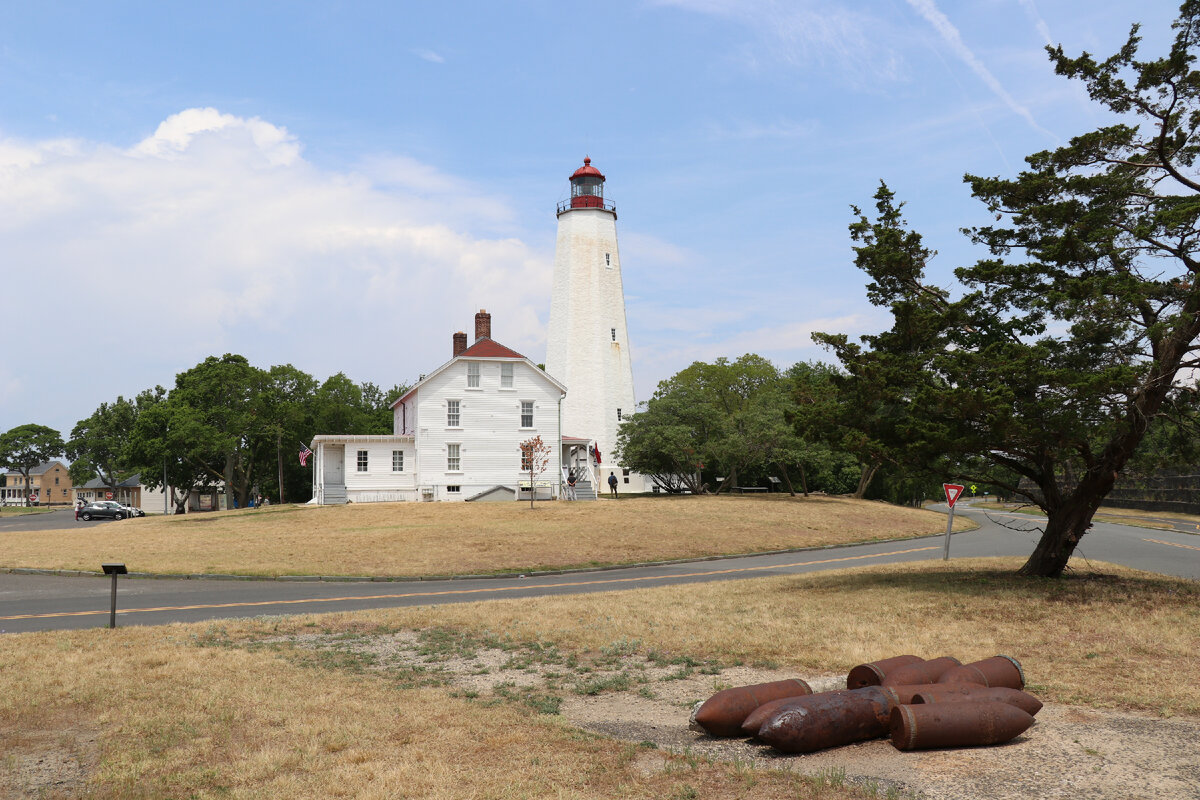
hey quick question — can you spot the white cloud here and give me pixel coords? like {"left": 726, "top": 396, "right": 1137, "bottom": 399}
{"left": 653, "top": 0, "right": 904, "bottom": 84}
{"left": 905, "top": 0, "right": 1056, "bottom": 140}
{"left": 0, "top": 109, "right": 551, "bottom": 432}
{"left": 413, "top": 48, "right": 445, "bottom": 64}
{"left": 1016, "top": 0, "right": 1054, "bottom": 47}
{"left": 132, "top": 107, "right": 302, "bottom": 166}
{"left": 703, "top": 118, "right": 817, "bottom": 141}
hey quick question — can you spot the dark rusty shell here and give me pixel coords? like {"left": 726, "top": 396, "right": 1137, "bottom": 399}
{"left": 880, "top": 657, "right": 962, "bottom": 687}
{"left": 886, "top": 682, "right": 984, "bottom": 705}
{"left": 937, "top": 655, "right": 1025, "bottom": 689}
{"left": 694, "top": 678, "right": 813, "bottom": 737}
{"left": 756, "top": 686, "right": 899, "bottom": 753}
{"left": 889, "top": 700, "right": 1035, "bottom": 750}
{"left": 912, "top": 685, "right": 1042, "bottom": 716}
{"left": 846, "top": 655, "right": 924, "bottom": 689}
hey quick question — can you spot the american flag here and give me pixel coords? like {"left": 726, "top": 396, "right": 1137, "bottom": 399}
{"left": 299, "top": 445, "right": 313, "bottom": 466}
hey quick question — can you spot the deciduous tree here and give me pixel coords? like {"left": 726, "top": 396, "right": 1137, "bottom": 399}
{"left": 0, "top": 424, "right": 65, "bottom": 506}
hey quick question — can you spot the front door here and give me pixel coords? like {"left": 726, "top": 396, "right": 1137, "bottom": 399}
{"left": 323, "top": 445, "right": 345, "bottom": 487}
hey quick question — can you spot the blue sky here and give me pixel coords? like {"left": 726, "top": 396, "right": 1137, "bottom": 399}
{"left": 0, "top": 1, "right": 1181, "bottom": 438}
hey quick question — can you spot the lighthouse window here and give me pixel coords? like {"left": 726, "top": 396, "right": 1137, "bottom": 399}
{"left": 605, "top": 253, "right": 611, "bottom": 267}
{"left": 611, "top": 328, "right": 616, "bottom": 341}
{"left": 617, "top": 408, "right": 623, "bottom": 421}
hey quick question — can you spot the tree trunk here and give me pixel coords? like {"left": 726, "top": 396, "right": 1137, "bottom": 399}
{"left": 798, "top": 463, "right": 809, "bottom": 497}
{"left": 854, "top": 461, "right": 879, "bottom": 499}
{"left": 1018, "top": 470, "right": 1114, "bottom": 577}
{"left": 775, "top": 462, "right": 797, "bottom": 497}
{"left": 1018, "top": 501, "right": 1097, "bottom": 577}
{"left": 276, "top": 434, "right": 285, "bottom": 505}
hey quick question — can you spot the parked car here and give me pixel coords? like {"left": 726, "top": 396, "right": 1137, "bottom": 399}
{"left": 123, "top": 504, "right": 146, "bottom": 517}
{"left": 80, "top": 501, "right": 130, "bottom": 521}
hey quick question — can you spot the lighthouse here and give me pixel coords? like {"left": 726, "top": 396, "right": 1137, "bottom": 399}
{"left": 546, "top": 158, "right": 642, "bottom": 493}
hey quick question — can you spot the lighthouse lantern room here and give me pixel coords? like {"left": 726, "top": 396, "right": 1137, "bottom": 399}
{"left": 558, "top": 157, "right": 616, "bottom": 215}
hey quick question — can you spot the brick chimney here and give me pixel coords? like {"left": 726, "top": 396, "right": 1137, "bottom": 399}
{"left": 474, "top": 308, "right": 491, "bottom": 341}
{"left": 452, "top": 331, "right": 468, "bottom": 357}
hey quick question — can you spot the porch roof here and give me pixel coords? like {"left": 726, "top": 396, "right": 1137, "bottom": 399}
{"left": 311, "top": 434, "right": 414, "bottom": 444}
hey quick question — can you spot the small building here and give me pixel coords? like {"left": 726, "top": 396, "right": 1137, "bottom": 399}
{"left": 311, "top": 311, "right": 600, "bottom": 503}
{"left": 74, "top": 474, "right": 167, "bottom": 511}
{"left": 2, "top": 461, "right": 73, "bottom": 506}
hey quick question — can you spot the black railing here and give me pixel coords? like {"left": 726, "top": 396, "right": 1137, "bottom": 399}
{"left": 556, "top": 197, "right": 617, "bottom": 217}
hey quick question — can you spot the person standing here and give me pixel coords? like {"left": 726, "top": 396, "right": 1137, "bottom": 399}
{"left": 74, "top": 498, "right": 82, "bottom": 521}
{"left": 608, "top": 471, "right": 618, "bottom": 498}
{"left": 566, "top": 473, "right": 577, "bottom": 501}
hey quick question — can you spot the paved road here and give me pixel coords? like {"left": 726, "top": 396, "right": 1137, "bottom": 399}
{"left": 0, "top": 502, "right": 1195, "bottom": 634}
{"left": 0, "top": 507, "right": 119, "bottom": 532}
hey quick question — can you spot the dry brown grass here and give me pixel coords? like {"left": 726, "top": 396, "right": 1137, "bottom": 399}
{"left": 250, "top": 557, "right": 1200, "bottom": 717}
{"left": 3, "top": 557, "right": 1196, "bottom": 797}
{"left": 1, "top": 495, "right": 969, "bottom": 577}
{"left": 0, "top": 623, "right": 875, "bottom": 799}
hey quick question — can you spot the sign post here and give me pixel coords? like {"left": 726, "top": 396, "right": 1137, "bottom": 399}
{"left": 942, "top": 483, "right": 965, "bottom": 560}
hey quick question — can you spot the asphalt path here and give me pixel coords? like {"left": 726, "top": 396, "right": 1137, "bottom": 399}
{"left": 0, "top": 503, "right": 1195, "bottom": 634}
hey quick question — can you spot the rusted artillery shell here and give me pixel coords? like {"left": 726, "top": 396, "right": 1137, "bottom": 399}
{"left": 890, "top": 700, "right": 1035, "bottom": 750}
{"left": 887, "top": 682, "right": 984, "bottom": 705}
{"left": 912, "top": 686, "right": 1042, "bottom": 717}
{"left": 694, "top": 679, "right": 813, "bottom": 737}
{"left": 937, "top": 655, "right": 1025, "bottom": 689}
{"left": 741, "top": 695, "right": 807, "bottom": 738}
{"left": 880, "top": 657, "right": 961, "bottom": 687}
{"left": 757, "top": 686, "right": 899, "bottom": 753}
{"left": 846, "top": 655, "right": 924, "bottom": 689}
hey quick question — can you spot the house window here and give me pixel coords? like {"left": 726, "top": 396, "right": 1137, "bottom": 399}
{"left": 55, "top": 477, "right": 59, "bottom": 485}
{"left": 501, "top": 363, "right": 513, "bottom": 388}
{"left": 521, "top": 450, "right": 532, "bottom": 472}
{"left": 623, "top": 467, "right": 631, "bottom": 485}
{"left": 617, "top": 408, "right": 623, "bottom": 421}
{"left": 520, "top": 401, "right": 534, "bottom": 428}
{"left": 467, "top": 362, "right": 480, "bottom": 388}
{"left": 393, "top": 451, "right": 404, "bottom": 472}
{"left": 357, "top": 450, "right": 369, "bottom": 472}
{"left": 61, "top": 488, "right": 67, "bottom": 496}
{"left": 447, "top": 443, "right": 461, "bottom": 472}
{"left": 447, "top": 485, "right": 461, "bottom": 494}
{"left": 447, "top": 399, "right": 461, "bottom": 427}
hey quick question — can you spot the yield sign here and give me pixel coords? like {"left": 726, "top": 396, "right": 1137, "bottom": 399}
{"left": 943, "top": 483, "right": 965, "bottom": 508}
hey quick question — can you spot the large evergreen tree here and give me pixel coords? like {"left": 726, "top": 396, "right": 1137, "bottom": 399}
{"left": 821, "top": 4, "right": 1200, "bottom": 577}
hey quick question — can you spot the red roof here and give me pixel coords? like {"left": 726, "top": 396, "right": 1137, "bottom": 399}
{"left": 390, "top": 337, "right": 533, "bottom": 408}
{"left": 570, "top": 156, "right": 604, "bottom": 181}
{"left": 460, "top": 338, "right": 526, "bottom": 359}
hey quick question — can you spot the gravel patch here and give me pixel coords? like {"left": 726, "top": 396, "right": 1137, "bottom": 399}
{"left": 290, "top": 632, "right": 1200, "bottom": 799}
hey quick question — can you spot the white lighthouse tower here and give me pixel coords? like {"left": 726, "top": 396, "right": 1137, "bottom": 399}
{"left": 546, "top": 157, "right": 642, "bottom": 493}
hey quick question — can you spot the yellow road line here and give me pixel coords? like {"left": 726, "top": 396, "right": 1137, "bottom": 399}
{"left": 1143, "top": 538, "right": 1200, "bottom": 552}
{"left": 0, "top": 545, "right": 939, "bottom": 622}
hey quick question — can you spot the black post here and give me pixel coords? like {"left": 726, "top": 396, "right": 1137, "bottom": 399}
{"left": 102, "top": 563, "right": 127, "bottom": 629}
{"left": 109, "top": 572, "right": 118, "bottom": 628}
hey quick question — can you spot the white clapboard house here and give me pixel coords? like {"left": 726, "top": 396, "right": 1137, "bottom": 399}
{"left": 310, "top": 310, "right": 589, "bottom": 503}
